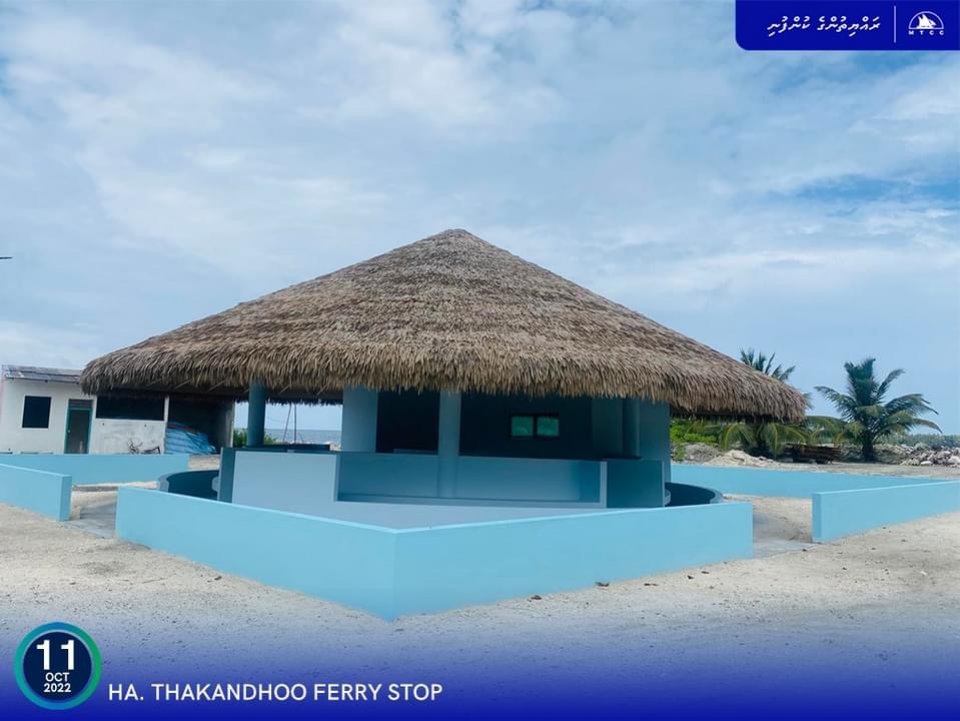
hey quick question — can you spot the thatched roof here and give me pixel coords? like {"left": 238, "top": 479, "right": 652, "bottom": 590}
{"left": 81, "top": 229, "right": 806, "bottom": 421}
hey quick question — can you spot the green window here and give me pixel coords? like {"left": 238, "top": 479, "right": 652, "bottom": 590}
{"left": 510, "top": 415, "right": 535, "bottom": 438}
{"left": 535, "top": 415, "right": 560, "bottom": 438}
{"left": 510, "top": 414, "right": 560, "bottom": 439}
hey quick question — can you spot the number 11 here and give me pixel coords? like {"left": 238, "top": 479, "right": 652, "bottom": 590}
{"left": 34, "top": 639, "right": 75, "bottom": 671}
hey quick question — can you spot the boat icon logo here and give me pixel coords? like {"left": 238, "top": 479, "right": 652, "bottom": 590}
{"left": 908, "top": 11, "right": 945, "bottom": 35}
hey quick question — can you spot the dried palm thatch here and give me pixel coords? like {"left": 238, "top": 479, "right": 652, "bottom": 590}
{"left": 81, "top": 229, "right": 806, "bottom": 421}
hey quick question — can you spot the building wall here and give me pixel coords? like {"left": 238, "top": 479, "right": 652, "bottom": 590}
{"left": 0, "top": 375, "right": 233, "bottom": 454}
{"left": 376, "top": 389, "right": 440, "bottom": 453}
{"left": 0, "top": 378, "right": 90, "bottom": 454}
{"left": 591, "top": 397, "right": 624, "bottom": 457}
{"left": 89, "top": 419, "right": 167, "bottom": 454}
{"left": 340, "top": 387, "right": 669, "bottom": 465}
{"left": 459, "top": 392, "right": 596, "bottom": 459}
{"left": 324, "top": 387, "right": 671, "bottom": 509}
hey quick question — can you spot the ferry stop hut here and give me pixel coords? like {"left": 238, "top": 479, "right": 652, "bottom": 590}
{"left": 80, "top": 229, "right": 806, "bottom": 616}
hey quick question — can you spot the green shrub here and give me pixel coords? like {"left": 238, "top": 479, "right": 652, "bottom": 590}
{"left": 232, "top": 429, "right": 277, "bottom": 447}
{"left": 670, "top": 419, "right": 720, "bottom": 446}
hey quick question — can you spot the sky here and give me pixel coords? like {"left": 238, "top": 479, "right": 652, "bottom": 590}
{"left": 0, "top": 1, "right": 957, "bottom": 433}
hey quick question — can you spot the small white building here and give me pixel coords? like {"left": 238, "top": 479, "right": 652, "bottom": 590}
{"left": 0, "top": 365, "right": 233, "bottom": 455}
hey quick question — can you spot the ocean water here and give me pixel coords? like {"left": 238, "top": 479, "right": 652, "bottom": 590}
{"left": 263, "top": 428, "right": 341, "bottom": 445}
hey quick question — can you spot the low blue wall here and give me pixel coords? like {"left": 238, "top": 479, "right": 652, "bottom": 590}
{"left": 813, "top": 481, "right": 960, "bottom": 542}
{"left": 455, "top": 456, "right": 603, "bottom": 503}
{"left": 115, "top": 487, "right": 752, "bottom": 619}
{"left": 117, "top": 488, "right": 398, "bottom": 617}
{"left": 675, "top": 464, "right": 959, "bottom": 541}
{"left": 607, "top": 459, "right": 664, "bottom": 508}
{"left": 159, "top": 470, "right": 218, "bottom": 499}
{"left": 390, "top": 502, "right": 752, "bottom": 617}
{"left": 338, "top": 452, "right": 438, "bottom": 497}
{"left": 232, "top": 450, "right": 339, "bottom": 515}
{"left": 1, "top": 454, "right": 190, "bottom": 485}
{"left": 0, "top": 464, "right": 72, "bottom": 521}
{"left": 673, "top": 464, "right": 934, "bottom": 498}
{"left": 665, "top": 482, "right": 721, "bottom": 507}
{"left": 337, "top": 452, "right": 608, "bottom": 506}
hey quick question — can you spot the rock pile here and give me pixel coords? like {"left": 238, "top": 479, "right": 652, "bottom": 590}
{"left": 678, "top": 442, "right": 722, "bottom": 464}
{"left": 706, "top": 450, "right": 778, "bottom": 468}
{"left": 879, "top": 444, "right": 960, "bottom": 467}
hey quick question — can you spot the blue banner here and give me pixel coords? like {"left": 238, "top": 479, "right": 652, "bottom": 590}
{"left": 736, "top": 0, "right": 960, "bottom": 49}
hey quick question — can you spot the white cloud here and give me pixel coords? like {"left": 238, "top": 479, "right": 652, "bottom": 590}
{"left": 0, "top": 321, "right": 100, "bottom": 370}
{"left": 0, "top": 1, "right": 956, "bottom": 428}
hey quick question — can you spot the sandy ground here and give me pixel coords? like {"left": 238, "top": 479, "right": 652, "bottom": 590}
{"left": 696, "top": 454, "right": 960, "bottom": 479}
{"left": 1, "top": 499, "right": 957, "bottom": 678}
{"left": 0, "top": 457, "right": 957, "bottom": 688}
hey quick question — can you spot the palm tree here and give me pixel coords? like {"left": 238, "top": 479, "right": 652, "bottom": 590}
{"left": 740, "top": 348, "right": 795, "bottom": 382}
{"left": 718, "top": 349, "right": 809, "bottom": 458}
{"left": 815, "top": 358, "right": 940, "bottom": 462}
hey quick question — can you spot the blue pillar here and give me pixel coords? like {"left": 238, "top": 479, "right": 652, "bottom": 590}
{"left": 636, "top": 401, "right": 671, "bottom": 482}
{"left": 341, "top": 386, "right": 379, "bottom": 452}
{"left": 437, "top": 391, "right": 461, "bottom": 498}
{"left": 247, "top": 381, "right": 267, "bottom": 447}
{"left": 622, "top": 398, "right": 640, "bottom": 458}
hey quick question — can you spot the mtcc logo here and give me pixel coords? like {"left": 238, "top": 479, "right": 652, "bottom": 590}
{"left": 908, "top": 11, "right": 945, "bottom": 36}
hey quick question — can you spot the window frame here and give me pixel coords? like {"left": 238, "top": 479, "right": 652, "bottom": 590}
{"left": 509, "top": 413, "right": 560, "bottom": 440}
{"left": 21, "top": 395, "right": 52, "bottom": 429}
{"left": 534, "top": 414, "right": 561, "bottom": 438}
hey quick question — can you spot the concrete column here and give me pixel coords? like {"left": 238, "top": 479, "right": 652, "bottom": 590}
{"left": 590, "top": 397, "right": 624, "bottom": 457}
{"left": 437, "top": 391, "right": 461, "bottom": 498}
{"left": 247, "top": 381, "right": 267, "bottom": 447}
{"left": 636, "top": 401, "right": 671, "bottom": 482}
{"left": 341, "top": 386, "right": 378, "bottom": 452}
{"left": 622, "top": 398, "right": 641, "bottom": 458}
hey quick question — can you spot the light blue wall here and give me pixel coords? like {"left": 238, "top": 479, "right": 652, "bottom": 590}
{"left": 159, "top": 469, "right": 218, "bottom": 499}
{"left": 338, "top": 452, "right": 439, "bottom": 498}
{"left": 672, "top": 465, "right": 937, "bottom": 498}
{"left": 456, "top": 456, "right": 604, "bottom": 503}
{"left": 116, "top": 487, "right": 397, "bottom": 617}
{"left": 218, "top": 450, "right": 614, "bottom": 523}
{"left": 607, "top": 459, "right": 664, "bottom": 508}
{"left": 813, "top": 481, "right": 960, "bottom": 542}
{"left": 232, "top": 450, "right": 339, "bottom": 515}
{"left": 114, "top": 487, "right": 752, "bottom": 619}
{"left": 0, "top": 463, "right": 72, "bottom": 521}
{"left": 391, "top": 502, "right": 752, "bottom": 617}
{"left": 338, "top": 452, "right": 607, "bottom": 506}
{"left": 675, "top": 464, "right": 959, "bottom": 541}
{"left": 0, "top": 454, "right": 189, "bottom": 484}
